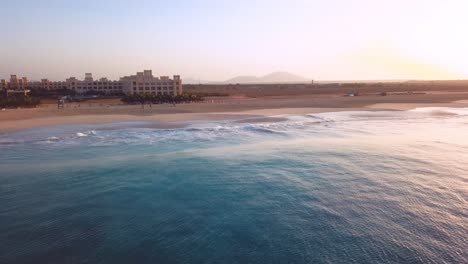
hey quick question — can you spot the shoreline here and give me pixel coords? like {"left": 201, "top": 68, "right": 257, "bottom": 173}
{"left": 0, "top": 108, "right": 355, "bottom": 132}
{"left": 2, "top": 94, "right": 468, "bottom": 132}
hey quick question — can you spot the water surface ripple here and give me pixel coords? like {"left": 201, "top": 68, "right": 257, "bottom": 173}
{"left": 1, "top": 108, "right": 467, "bottom": 263}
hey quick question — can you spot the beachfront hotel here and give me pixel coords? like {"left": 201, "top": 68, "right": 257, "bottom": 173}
{"left": 120, "top": 70, "right": 182, "bottom": 96}
{"left": 1, "top": 75, "right": 30, "bottom": 90}
{"left": 1, "top": 70, "right": 183, "bottom": 96}
{"left": 65, "top": 73, "right": 124, "bottom": 95}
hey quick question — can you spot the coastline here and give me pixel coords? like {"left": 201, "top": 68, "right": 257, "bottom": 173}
{"left": 0, "top": 109, "right": 355, "bottom": 132}
{"left": 2, "top": 93, "right": 468, "bottom": 132}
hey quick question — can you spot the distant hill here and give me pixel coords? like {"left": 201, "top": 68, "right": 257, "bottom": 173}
{"left": 224, "top": 71, "right": 310, "bottom": 84}
{"left": 224, "top": 75, "right": 259, "bottom": 84}
{"left": 183, "top": 72, "right": 312, "bottom": 84}
{"left": 183, "top": 78, "right": 212, "bottom": 84}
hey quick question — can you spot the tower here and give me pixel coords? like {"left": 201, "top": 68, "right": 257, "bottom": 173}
{"left": 85, "top": 73, "right": 93, "bottom": 82}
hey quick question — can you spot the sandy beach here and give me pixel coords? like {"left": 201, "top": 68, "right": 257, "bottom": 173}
{"left": 2, "top": 91, "right": 468, "bottom": 132}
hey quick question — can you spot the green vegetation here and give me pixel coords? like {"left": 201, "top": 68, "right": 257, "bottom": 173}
{"left": 121, "top": 93, "right": 204, "bottom": 104}
{"left": 0, "top": 94, "right": 41, "bottom": 108}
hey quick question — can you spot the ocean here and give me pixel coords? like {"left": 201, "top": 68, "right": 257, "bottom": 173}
{"left": 0, "top": 108, "right": 467, "bottom": 263}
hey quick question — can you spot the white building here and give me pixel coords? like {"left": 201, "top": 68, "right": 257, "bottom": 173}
{"left": 2, "top": 70, "right": 183, "bottom": 96}
{"left": 120, "top": 70, "right": 183, "bottom": 96}
{"left": 0, "top": 79, "right": 7, "bottom": 90}
{"left": 66, "top": 73, "right": 123, "bottom": 95}
{"left": 1, "top": 75, "right": 30, "bottom": 90}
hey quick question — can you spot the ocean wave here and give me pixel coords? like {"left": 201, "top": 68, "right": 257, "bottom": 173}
{"left": 1, "top": 107, "right": 468, "bottom": 148}
{"left": 46, "top": 136, "right": 60, "bottom": 143}
{"left": 242, "top": 125, "right": 285, "bottom": 135}
{"left": 76, "top": 130, "right": 97, "bottom": 137}
{"left": 409, "top": 107, "right": 468, "bottom": 116}
{"left": 305, "top": 114, "right": 336, "bottom": 123}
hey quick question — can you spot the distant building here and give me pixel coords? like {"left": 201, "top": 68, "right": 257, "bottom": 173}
{"left": 1, "top": 75, "right": 31, "bottom": 96}
{"left": 5, "top": 75, "right": 30, "bottom": 90}
{"left": 0, "top": 79, "right": 7, "bottom": 90}
{"left": 66, "top": 74, "right": 123, "bottom": 95}
{"left": 120, "top": 70, "right": 183, "bottom": 96}
{"left": 32, "top": 79, "right": 67, "bottom": 90}
{"left": 1, "top": 70, "right": 183, "bottom": 96}
{"left": 84, "top": 73, "right": 93, "bottom": 82}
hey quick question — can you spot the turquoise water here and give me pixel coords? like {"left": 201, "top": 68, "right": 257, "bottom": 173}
{"left": 1, "top": 108, "right": 467, "bottom": 263}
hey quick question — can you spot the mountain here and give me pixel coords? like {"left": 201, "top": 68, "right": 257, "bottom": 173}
{"left": 183, "top": 78, "right": 212, "bottom": 84}
{"left": 224, "top": 71, "right": 310, "bottom": 84}
{"left": 260, "top": 72, "right": 309, "bottom": 83}
{"left": 224, "top": 75, "right": 259, "bottom": 84}
{"left": 183, "top": 72, "right": 312, "bottom": 84}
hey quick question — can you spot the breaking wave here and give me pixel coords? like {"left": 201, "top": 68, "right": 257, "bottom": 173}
{"left": 0, "top": 107, "right": 467, "bottom": 148}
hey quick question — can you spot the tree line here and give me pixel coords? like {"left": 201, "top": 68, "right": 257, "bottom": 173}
{"left": 0, "top": 90, "right": 205, "bottom": 108}
{"left": 0, "top": 94, "right": 41, "bottom": 108}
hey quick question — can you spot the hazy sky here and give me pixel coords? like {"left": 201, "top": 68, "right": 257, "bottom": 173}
{"left": 2, "top": 0, "right": 468, "bottom": 81}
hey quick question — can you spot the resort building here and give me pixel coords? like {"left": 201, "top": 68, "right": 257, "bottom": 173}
{"left": 2, "top": 75, "right": 30, "bottom": 90}
{"left": 0, "top": 74, "right": 31, "bottom": 96}
{"left": 0, "top": 79, "right": 7, "bottom": 90}
{"left": 1, "top": 70, "right": 183, "bottom": 96}
{"left": 1, "top": 75, "right": 32, "bottom": 96}
{"left": 32, "top": 79, "right": 67, "bottom": 90}
{"left": 66, "top": 73, "right": 123, "bottom": 95}
{"left": 120, "top": 70, "right": 183, "bottom": 96}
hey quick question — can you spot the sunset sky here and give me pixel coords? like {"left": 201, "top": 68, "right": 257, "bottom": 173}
{"left": 2, "top": 0, "right": 468, "bottom": 81}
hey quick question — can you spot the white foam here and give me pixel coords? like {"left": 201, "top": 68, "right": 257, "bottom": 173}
{"left": 409, "top": 107, "right": 468, "bottom": 116}
{"left": 3, "top": 107, "right": 468, "bottom": 148}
